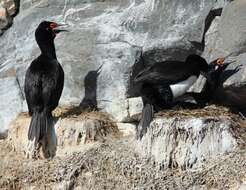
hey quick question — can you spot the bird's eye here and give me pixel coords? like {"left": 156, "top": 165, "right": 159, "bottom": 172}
{"left": 50, "top": 23, "right": 57, "bottom": 29}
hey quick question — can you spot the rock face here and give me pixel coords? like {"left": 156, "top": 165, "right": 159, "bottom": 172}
{"left": 209, "top": 0, "right": 246, "bottom": 58}
{"left": 2, "top": 0, "right": 243, "bottom": 133}
{"left": 0, "top": 77, "right": 23, "bottom": 134}
{"left": 137, "top": 116, "right": 238, "bottom": 169}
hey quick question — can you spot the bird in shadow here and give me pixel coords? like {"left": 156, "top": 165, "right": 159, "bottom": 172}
{"left": 56, "top": 65, "right": 103, "bottom": 118}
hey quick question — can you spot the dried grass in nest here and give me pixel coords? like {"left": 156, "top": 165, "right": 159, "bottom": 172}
{"left": 17, "top": 106, "right": 119, "bottom": 136}
{"left": 155, "top": 105, "right": 246, "bottom": 148}
{"left": 19, "top": 106, "right": 115, "bottom": 124}
{"left": 53, "top": 106, "right": 114, "bottom": 122}
{"left": 155, "top": 105, "right": 240, "bottom": 119}
{"left": 53, "top": 106, "right": 119, "bottom": 131}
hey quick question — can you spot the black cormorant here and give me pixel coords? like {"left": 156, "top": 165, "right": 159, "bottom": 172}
{"left": 24, "top": 21, "right": 67, "bottom": 157}
{"left": 134, "top": 54, "right": 225, "bottom": 139}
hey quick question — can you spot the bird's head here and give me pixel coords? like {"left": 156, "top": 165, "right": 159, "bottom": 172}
{"left": 186, "top": 54, "right": 225, "bottom": 73}
{"left": 203, "top": 57, "right": 227, "bottom": 85}
{"left": 35, "top": 21, "right": 68, "bottom": 43}
{"left": 185, "top": 54, "right": 209, "bottom": 73}
{"left": 208, "top": 57, "right": 225, "bottom": 71}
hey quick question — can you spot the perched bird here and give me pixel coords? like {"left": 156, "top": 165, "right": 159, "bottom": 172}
{"left": 187, "top": 58, "right": 246, "bottom": 115}
{"left": 134, "top": 54, "right": 224, "bottom": 139}
{"left": 183, "top": 57, "right": 227, "bottom": 107}
{"left": 24, "top": 21, "right": 67, "bottom": 158}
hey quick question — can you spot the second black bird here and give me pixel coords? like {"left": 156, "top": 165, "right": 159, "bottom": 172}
{"left": 134, "top": 54, "right": 225, "bottom": 139}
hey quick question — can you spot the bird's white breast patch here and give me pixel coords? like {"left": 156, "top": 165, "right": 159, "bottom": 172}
{"left": 170, "top": 75, "right": 197, "bottom": 99}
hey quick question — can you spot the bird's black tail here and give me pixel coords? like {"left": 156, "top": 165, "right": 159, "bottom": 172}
{"left": 137, "top": 103, "right": 153, "bottom": 140}
{"left": 28, "top": 112, "right": 52, "bottom": 145}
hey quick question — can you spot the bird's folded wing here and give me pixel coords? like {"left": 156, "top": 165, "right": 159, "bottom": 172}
{"left": 134, "top": 62, "right": 194, "bottom": 84}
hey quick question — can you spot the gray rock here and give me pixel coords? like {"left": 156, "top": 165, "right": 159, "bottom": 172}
{"left": 0, "top": 0, "right": 236, "bottom": 133}
{"left": 202, "top": 0, "right": 246, "bottom": 88}
{"left": 128, "top": 97, "right": 143, "bottom": 119}
{"left": 0, "top": 77, "right": 23, "bottom": 135}
{"left": 217, "top": 0, "right": 246, "bottom": 57}
{"left": 221, "top": 53, "right": 246, "bottom": 87}
{"left": 136, "top": 116, "right": 238, "bottom": 169}
{"left": 141, "top": 0, "right": 229, "bottom": 64}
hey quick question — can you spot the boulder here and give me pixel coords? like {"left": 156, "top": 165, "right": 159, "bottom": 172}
{"left": 0, "top": 77, "right": 23, "bottom": 136}
{"left": 217, "top": 0, "right": 246, "bottom": 57}
{"left": 202, "top": 0, "right": 246, "bottom": 88}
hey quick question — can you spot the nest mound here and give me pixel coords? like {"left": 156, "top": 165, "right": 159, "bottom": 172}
{"left": 0, "top": 139, "right": 246, "bottom": 190}
{"left": 1, "top": 105, "right": 246, "bottom": 189}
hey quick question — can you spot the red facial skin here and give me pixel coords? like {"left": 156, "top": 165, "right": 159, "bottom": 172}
{"left": 50, "top": 22, "right": 58, "bottom": 29}
{"left": 216, "top": 58, "right": 225, "bottom": 66}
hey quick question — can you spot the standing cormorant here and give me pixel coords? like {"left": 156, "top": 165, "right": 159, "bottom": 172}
{"left": 24, "top": 21, "right": 67, "bottom": 158}
{"left": 134, "top": 54, "right": 224, "bottom": 139}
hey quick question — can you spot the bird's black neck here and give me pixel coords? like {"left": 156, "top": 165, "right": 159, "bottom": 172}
{"left": 38, "top": 40, "right": 57, "bottom": 59}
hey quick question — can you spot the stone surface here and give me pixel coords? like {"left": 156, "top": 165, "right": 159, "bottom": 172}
{"left": 221, "top": 53, "right": 246, "bottom": 87}
{"left": 0, "top": 77, "right": 23, "bottom": 134}
{"left": 201, "top": 0, "right": 246, "bottom": 88}
{"left": 137, "top": 115, "right": 239, "bottom": 169}
{"left": 0, "top": 0, "right": 234, "bottom": 132}
{"left": 217, "top": 0, "right": 246, "bottom": 57}
{"left": 128, "top": 97, "right": 143, "bottom": 116}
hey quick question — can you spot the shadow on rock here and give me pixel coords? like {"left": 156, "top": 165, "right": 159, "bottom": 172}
{"left": 219, "top": 65, "right": 242, "bottom": 84}
{"left": 80, "top": 65, "right": 102, "bottom": 111}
